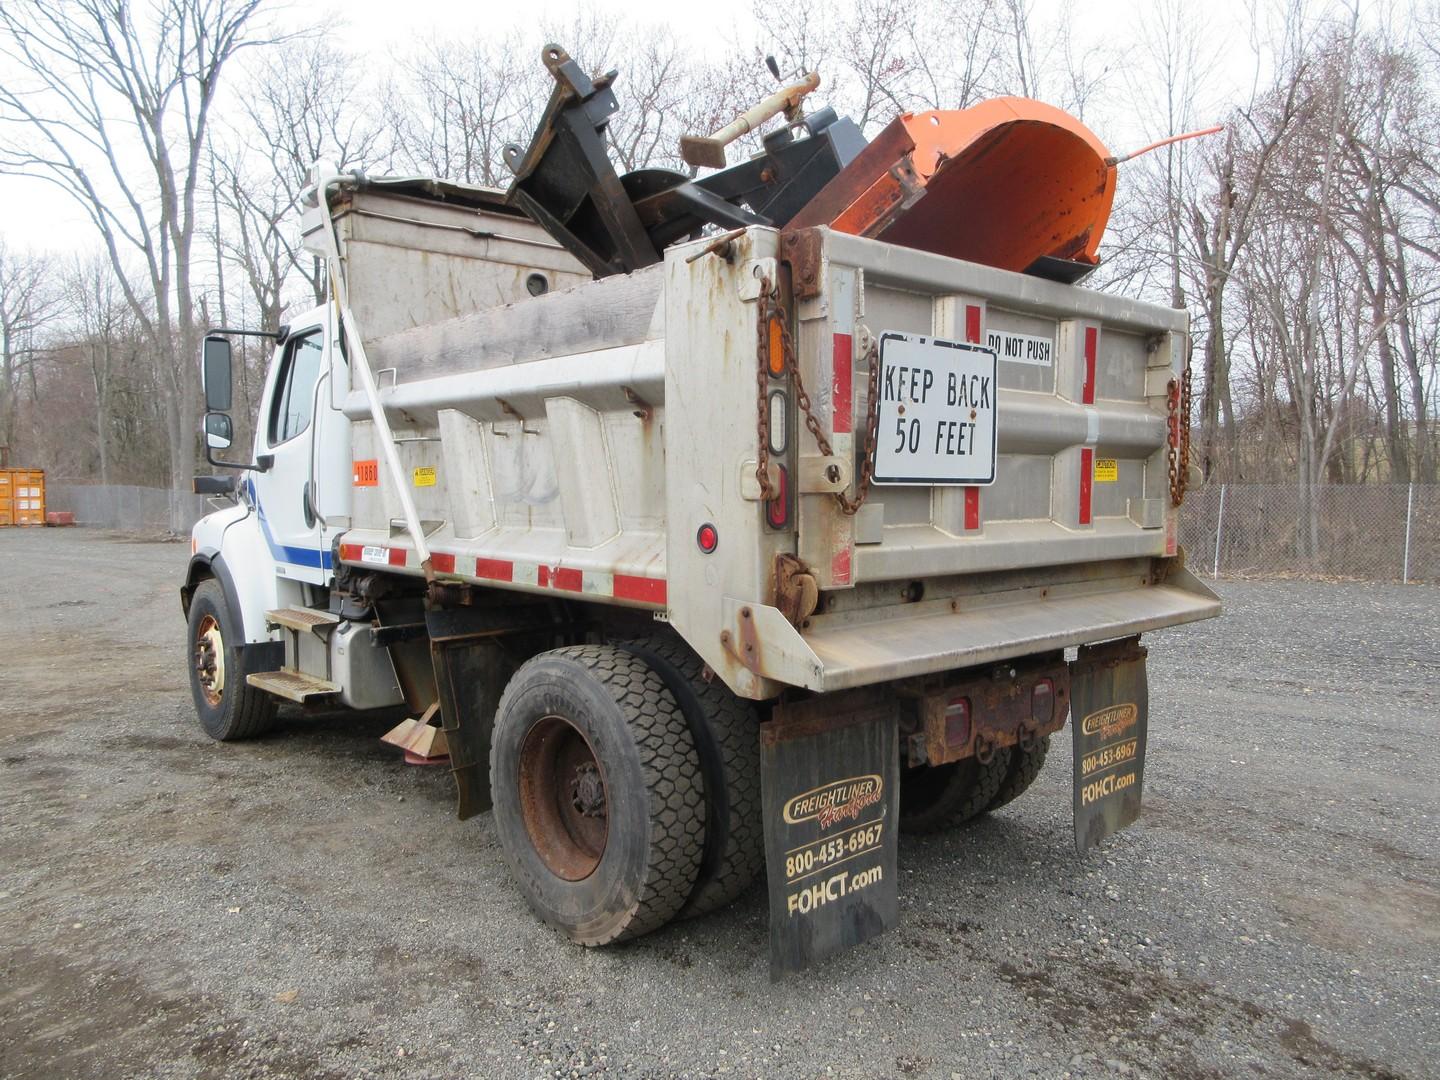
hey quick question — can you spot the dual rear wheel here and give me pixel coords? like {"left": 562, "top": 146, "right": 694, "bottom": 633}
{"left": 898, "top": 736, "right": 1051, "bottom": 834}
{"left": 488, "top": 642, "right": 763, "bottom": 945}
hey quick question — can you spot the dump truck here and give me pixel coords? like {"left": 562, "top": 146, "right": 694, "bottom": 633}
{"left": 183, "top": 47, "right": 1219, "bottom": 975}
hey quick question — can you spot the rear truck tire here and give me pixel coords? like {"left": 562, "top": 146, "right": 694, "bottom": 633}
{"left": 898, "top": 749, "right": 1013, "bottom": 834}
{"left": 489, "top": 645, "right": 706, "bottom": 945}
{"left": 186, "top": 579, "right": 278, "bottom": 741}
{"left": 987, "top": 735, "right": 1051, "bottom": 811}
{"left": 617, "top": 635, "right": 764, "bottom": 918}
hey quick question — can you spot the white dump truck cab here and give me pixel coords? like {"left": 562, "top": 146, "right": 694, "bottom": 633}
{"left": 181, "top": 48, "right": 1218, "bottom": 976}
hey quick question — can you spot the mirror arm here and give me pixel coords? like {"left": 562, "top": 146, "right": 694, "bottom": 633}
{"left": 204, "top": 445, "right": 271, "bottom": 472}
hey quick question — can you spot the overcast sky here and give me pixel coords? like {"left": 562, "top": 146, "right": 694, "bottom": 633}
{"left": 0, "top": 0, "right": 1277, "bottom": 255}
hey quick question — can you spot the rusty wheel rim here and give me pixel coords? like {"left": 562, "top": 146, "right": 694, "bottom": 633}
{"left": 517, "top": 714, "right": 609, "bottom": 881}
{"left": 194, "top": 613, "right": 225, "bottom": 707}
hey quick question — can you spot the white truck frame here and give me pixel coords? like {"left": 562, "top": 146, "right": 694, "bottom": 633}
{"left": 182, "top": 162, "right": 1219, "bottom": 970}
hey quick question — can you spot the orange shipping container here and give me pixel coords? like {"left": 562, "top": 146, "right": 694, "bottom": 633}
{"left": 0, "top": 469, "right": 46, "bottom": 527}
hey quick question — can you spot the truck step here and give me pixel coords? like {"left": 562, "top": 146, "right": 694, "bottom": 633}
{"left": 265, "top": 607, "right": 340, "bottom": 633}
{"left": 246, "top": 669, "right": 340, "bottom": 703}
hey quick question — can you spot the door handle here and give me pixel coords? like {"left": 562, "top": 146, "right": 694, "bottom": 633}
{"left": 302, "top": 481, "right": 318, "bottom": 529}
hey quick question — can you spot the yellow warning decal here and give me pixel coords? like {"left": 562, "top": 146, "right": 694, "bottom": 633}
{"left": 1093, "top": 458, "right": 1118, "bottom": 483}
{"left": 413, "top": 466, "right": 437, "bottom": 487}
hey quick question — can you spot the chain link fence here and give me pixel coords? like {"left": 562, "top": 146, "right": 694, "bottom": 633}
{"left": 47, "top": 484, "right": 210, "bottom": 534}
{"left": 1179, "top": 483, "right": 1437, "bottom": 583}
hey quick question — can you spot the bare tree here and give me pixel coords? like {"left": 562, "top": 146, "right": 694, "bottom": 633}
{"left": 65, "top": 253, "right": 136, "bottom": 486}
{"left": 225, "top": 37, "right": 388, "bottom": 306}
{"left": 0, "top": 0, "right": 271, "bottom": 530}
{"left": 385, "top": 33, "right": 543, "bottom": 188}
{"left": 0, "top": 239, "right": 60, "bottom": 463}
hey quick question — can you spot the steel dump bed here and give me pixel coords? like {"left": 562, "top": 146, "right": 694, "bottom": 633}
{"left": 336, "top": 225, "right": 1218, "bottom": 699}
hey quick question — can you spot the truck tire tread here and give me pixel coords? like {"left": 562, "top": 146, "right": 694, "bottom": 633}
{"left": 899, "top": 750, "right": 1012, "bottom": 834}
{"left": 188, "top": 579, "right": 278, "bottom": 741}
{"left": 618, "top": 635, "right": 763, "bottom": 918}
{"left": 987, "top": 735, "right": 1050, "bottom": 811}
{"left": 490, "top": 645, "right": 705, "bottom": 945}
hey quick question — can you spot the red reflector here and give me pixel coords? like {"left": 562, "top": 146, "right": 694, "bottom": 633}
{"left": 430, "top": 552, "right": 455, "bottom": 574}
{"left": 387, "top": 548, "right": 407, "bottom": 567}
{"left": 1083, "top": 325, "right": 1097, "bottom": 405}
{"left": 944, "top": 696, "right": 971, "bottom": 749}
{"left": 1079, "top": 447, "right": 1093, "bottom": 526}
{"left": 964, "top": 486, "right": 980, "bottom": 530}
{"left": 696, "top": 523, "right": 718, "bottom": 553}
{"left": 1031, "top": 678, "right": 1055, "bottom": 726}
{"left": 766, "top": 465, "right": 789, "bottom": 528}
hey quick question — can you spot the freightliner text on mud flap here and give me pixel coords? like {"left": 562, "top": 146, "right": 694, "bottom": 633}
{"left": 1070, "top": 636, "right": 1149, "bottom": 852}
{"left": 761, "top": 692, "right": 899, "bottom": 978}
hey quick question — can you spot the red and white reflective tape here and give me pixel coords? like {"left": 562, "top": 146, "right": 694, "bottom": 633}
{"left": 963, "top": 302, "right": 984, "bottom": 532}
{"left": 338, "top": 543, "right": 668, "bottom": 607}
{"left": 831, "top": 333, "right": 853, "bottom": 435}
{"left": 1078, "top": 447, "right": 1094, "bottom": 526}
{"left": 1082, "top": 325, "right": 1098, "bottom": 406}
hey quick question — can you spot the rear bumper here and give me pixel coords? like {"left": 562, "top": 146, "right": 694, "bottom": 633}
{"left": 722, "top": 558, "right": 1219, "bottom": 694}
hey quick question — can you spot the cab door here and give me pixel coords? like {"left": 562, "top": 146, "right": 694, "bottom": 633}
{"left": 249, "top": 323, "right": 331, "bottom": 586}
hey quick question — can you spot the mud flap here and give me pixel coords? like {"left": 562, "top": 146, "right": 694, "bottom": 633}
{"left": 761, "top": 691, "right": 899, "bottom": 979}
{"left": 1070, "top": 636, "right": 1148, "bottom": 853}
{"left": 426, "top": 608, "right": 520, "bottom": 821}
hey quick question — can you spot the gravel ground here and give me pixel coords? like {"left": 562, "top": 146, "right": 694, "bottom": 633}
{"left": 1, "top": 528, "right": 1436, "bottom": 1080}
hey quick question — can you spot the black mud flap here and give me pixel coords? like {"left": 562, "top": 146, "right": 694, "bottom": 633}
{"left": 761, "top": 691, "right": 899, "bottom": 979}
{"left": 426, "top": 607, "right": 523, "bottom": 821}
{"left": 1070, "top": 636, "right": 1149, "bottom": 853}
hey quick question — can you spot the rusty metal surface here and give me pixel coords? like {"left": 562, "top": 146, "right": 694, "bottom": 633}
{"left": 915, "top": 654, "right": 1070, "bottom": 767}
{"left": 518, "top": 714, "right": 610, "bottom": 881}
{"left": 772, "top": 554, "right": 820, "bottom": 628}
{"left": 779, "top": 227, "right": 826, "bottom": 300}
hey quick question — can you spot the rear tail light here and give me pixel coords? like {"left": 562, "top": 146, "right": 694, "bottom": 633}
{"left": 766, "top": 464, "right": 789, "bottom": 529}
{"left": 944, "top": 696, "right": 971, "bottom": 750}
{"left": 1031, "top": 678, "right": 1055, "bottom": 726}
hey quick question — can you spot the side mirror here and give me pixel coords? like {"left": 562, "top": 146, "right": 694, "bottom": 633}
{"left": 204, "top": 411, "right": 233, "bottom": 450}
{"left": 202, "top": 335, "right": 233, "bottom": 412}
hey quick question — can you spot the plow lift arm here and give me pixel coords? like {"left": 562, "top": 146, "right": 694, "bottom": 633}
{"left": 502, "top": 45, "right": 865, "bottom": 278}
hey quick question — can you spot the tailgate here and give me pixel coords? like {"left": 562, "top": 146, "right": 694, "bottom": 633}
{"left": 788, "top": 228, "right": 1187, "bottom": 589}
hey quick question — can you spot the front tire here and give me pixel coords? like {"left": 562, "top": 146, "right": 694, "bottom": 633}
{"left": 490, "top": 646, "right": 705, "bottom": 945}
{"left": 186, "top": 579, "right": 277, "bottom": 741}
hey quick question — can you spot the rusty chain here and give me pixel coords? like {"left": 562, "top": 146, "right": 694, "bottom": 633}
{"left": 1167, "top": 351, "right": 1193, "bottom": 507}
{"left": 756, "top": 276, "right": 880, "bottom": 517}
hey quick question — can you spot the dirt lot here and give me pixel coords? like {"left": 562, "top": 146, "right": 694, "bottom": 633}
{"left": 1, "top": 528, "right": 1436, "bottom": 1080}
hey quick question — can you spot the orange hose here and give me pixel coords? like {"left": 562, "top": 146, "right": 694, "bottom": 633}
{"left": 1106, "top": 124, "right": 1224, "bottom": 166}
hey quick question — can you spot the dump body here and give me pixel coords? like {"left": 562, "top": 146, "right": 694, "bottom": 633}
{"left": 332, "top": 225, "right": 1217, "bottom": 700}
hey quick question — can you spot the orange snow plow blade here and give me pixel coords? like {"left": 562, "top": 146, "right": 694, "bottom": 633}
{"left": 788, "top": 97, "right": 1116, "bottom": 278}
